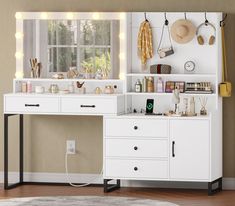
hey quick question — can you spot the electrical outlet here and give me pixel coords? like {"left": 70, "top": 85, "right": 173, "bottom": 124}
{"left": 66, "top": 140, "right": 76, "bottom": 154}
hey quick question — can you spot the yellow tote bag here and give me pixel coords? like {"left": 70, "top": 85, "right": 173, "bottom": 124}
{"left": 219, "top": 25, "right": 232, "bottom": 97}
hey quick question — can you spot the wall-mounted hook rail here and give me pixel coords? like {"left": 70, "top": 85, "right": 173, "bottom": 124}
{"left": 205, "top": 12, "right": 209, "bottom": 26}
{"left": 164, "top": 12, "right": 169, "bottom": 25}
{"left": 220, "top": 13, "right": 227, "bottom": 27}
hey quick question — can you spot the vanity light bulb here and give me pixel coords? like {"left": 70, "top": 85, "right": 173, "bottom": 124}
{"left": 15, "top": 71, "right": 24, "bottom": 79}
{"left": 119, "top": 53, "right": 125, "bottom": 60}
{"left": 15, "top": 12, "right": 22, "bottom": 19}
{"left": 15, "top": 32, "right": 24, "bottom": 39}
{"left": 67, "top": 13, "right": 74, "bottom": 19}
{"left": 41, "top": 12, "right": 48, "bottom": 19}
{"left": 93, "top": 13, "right": 100, "bottom": 20}
{"left": 15, "top": 52, "right": 24, "bottom": 59}
{"left": 119, "top": 12, "right": 125, "bottom": 19}
{"left": 119, "top": 33, "right": 125, "bottom": 40}
{"left": 119, "top": 72, "right": 125, "bottom": 80}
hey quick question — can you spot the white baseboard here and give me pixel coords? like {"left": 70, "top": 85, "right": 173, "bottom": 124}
{"left": 0, "top": 172, "right": 234, "bottom": 190}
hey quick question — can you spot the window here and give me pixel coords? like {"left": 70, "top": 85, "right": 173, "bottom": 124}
{"left": 47, "top": 20, "right": 119, "bottom": 78}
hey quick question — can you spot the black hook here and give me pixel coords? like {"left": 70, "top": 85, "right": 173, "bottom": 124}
{"left": 144, "top": 12, "right": 148, "bottom": 22}
{"left": 220, "top": 13, "right": 227, "bottom": 27}
{"left": 205, "top": 12, "right": 209, "bottom": 26}
{"left": 164, "top": 12, "right": 169, "bottom": 25}
{"left": 184, "top": 12, "right": 187, "bottom": 20}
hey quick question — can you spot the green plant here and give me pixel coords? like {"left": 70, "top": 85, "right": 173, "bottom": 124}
{"left": 81, "top": 52, "right": 111, "bottom": 77}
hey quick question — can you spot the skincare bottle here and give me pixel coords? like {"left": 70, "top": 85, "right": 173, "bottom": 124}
{"left": 156, "top": 77, "right": 164, "bottom": 93}
{"left": 68, "top": 82, "right": 74, "bottom": 93}
{"left": 27, "top": 81, "right": 32, "bottom": 93}
{"left": 135, "top": 79, "right": 142, "bottom": 93}
{"left": 189, "top": 97, "right": 195, "bottom": 115}
{"left": 147, "top": 77, "right": 154, "bottom": 93}
{"left": 142, "top": 76, "right": 147, "bottom": 92}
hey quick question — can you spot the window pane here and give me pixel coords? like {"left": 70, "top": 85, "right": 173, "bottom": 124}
{"left": 80, "top": 48, "right": 94, "bottom": 72}
{"left": 79, "top": 20, "right": 111, "bottom": 46}
{"left": 94, "top": 21, "right": 111, "bottom": 45}
{"left": 48, "top": 20, "right": 77, "bottom": 45}
{"left": 80, "top": 20, "right": 94, "bottom": 45}
{"left": 48, "top": 47, "right": 77, "bottom": 72}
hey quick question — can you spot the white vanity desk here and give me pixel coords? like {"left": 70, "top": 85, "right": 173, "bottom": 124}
{"left": 3, "top": 12, "right": 223, "bottom": 195}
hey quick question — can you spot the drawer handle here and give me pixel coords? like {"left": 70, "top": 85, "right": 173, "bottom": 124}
{"left": 172, "top": 141, "right": 175, "bottom": 157}
{"left": 25, "top": 104, "right": 40, "bottom": 107}
{"left": 134, "top": 126, "right": 138, "bottom": 130}
{"left": 80, "top": 105, "right": 96, "bottom": 108}
{"left": 134, "top": 167, "right": 138, "bottom": 171}
{"left": 134, "top": 146, "right": 138, "bottom": 151}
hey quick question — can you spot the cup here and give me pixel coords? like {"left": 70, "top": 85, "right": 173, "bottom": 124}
{"left": 35, "top": 86, "right": 44, "bottom": 94}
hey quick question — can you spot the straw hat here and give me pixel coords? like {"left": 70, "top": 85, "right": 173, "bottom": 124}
{"left": 170, "top": 19, "right": 196, "bottom": 44}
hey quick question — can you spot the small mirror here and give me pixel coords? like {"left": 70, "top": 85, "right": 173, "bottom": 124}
{"left": 23, "top": 19, "right": 120, "bottom": 79}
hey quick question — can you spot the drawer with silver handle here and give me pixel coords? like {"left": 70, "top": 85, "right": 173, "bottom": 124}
{"left": 105, "top": 138, "right": 168, "bottom": 158}
{"left": 105, "top": 118, "right": 168, "bottom": 137}
{"left": 4, "top": 96, "right": 59, "bottom": 113}
{"left": 105, "top": 159, "right": 168, "bottom": 179}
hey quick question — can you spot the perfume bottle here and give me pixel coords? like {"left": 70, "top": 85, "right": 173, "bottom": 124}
{"left": 156, "top": 77, "right": 164, "bottom": 93}
{"left": 147, "top": 77, "right": 154, "bottom": 93}
{"left": 135, "top": 79, "right": 142, "bottom": 93}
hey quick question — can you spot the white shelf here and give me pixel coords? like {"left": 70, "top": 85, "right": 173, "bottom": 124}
{"left": 14, "top": 78, "right": 123, "bottom": 83}
{"left": 127, "top": 92, "right": 217, "bottom": 97}
{"left": 126, "top": 73, "right": 216, "bottom": 78}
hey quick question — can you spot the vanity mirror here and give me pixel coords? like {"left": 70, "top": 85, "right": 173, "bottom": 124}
{"left": 16, "top": 13, "right": 127, "bottom": 80}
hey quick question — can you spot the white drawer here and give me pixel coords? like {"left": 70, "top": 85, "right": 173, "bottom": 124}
{"left": 61, "top": 96, "right": 124, "bottom": 115}
{"left": 105, "top": 118, "right": 168, "bottom": 137}
{"left": 105, "top": 159, "right": 168, "bottom": 179}
{"left": 4, "top": 96, "right": 59, "bottom": 113}
{"left": 105, "top": 139, "right": 168, "bottom": 158}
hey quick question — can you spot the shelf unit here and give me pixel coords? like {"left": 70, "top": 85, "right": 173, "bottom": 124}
{"left": 126, "top": 73, "right": 216, "bottom": 78}
{"left": 126, "top": 92, "right": 216, "bottom": 96}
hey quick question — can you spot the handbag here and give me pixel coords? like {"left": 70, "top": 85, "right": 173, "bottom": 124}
{"left": 157, "top": 20, "right": 174, "bottom": 58}
{"left": 219, "top": 25, "right": 232, "bottom": 97}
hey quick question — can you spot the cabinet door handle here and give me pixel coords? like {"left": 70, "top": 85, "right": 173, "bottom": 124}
{"left": 25, "top": 104, "right": 40, "bottom": 107}
{"left": 134, "top": 167, "right": 138, "bottom": 171}
{"left": 80, "top": 105, "right": 96, "bottom": 108}
{"left": 134, "top": 126, "right": 138, "bottom": 130}
{"left": 134, "top": 146, "right": 138, "bottom": 150}
{"left": 172, "top": 141, "right": 175, "bottom": 157}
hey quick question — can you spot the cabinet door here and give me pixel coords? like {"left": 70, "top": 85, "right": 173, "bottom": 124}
{"left": 170, "top": 120, "right": 210, "bottom": 180}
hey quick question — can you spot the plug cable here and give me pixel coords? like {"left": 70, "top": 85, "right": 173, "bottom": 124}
{"left": 65, "top": 152, "right": 103, "bottom": 187}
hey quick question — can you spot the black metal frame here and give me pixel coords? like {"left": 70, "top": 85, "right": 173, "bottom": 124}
{"left": 4, "top": 114, "right": 24, "bottom": 189}
{"left": 208, "top": 177, "right": 222, "bottom": 195}
{"left": 104, "top": 179, "right": 120, "bottom": 192}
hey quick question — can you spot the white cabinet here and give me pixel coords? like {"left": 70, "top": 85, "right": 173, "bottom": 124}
{"left": 169, "top": 120, "right": 210, "bottom": 180}
{"left": 104, "top": 116, "right": 214, "bottom": 183}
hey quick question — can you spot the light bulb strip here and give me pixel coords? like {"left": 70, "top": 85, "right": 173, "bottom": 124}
{"left": 15, "top": 12, "right": 126, "bottom": 20}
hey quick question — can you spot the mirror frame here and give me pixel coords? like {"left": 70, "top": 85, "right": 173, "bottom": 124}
{"left": 15, "top": 12, "right": 128, "bottom": 79}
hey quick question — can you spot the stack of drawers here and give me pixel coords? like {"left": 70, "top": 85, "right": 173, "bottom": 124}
{"left": 104, "top": 117, "right": 169, "bottom": 180}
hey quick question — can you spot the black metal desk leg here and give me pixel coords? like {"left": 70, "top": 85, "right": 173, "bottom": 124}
{"left": 4, "top": 114, "right": 24, "bottom": 190}
{"left": 19, "top": 114, "right": 24, "bottom": 183}
{"left": 4, "top": 114, "right": 9, "bottom": 189}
